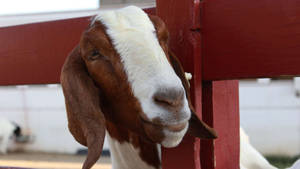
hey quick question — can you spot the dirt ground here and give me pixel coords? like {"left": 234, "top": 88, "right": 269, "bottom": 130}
{"left": 0, "top": 152, "right": 111, "bottom": 169}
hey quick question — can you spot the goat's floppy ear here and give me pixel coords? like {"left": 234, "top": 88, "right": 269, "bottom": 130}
{"left": 168, "top": 50, "right": 217, "bottom": 139}
{"left": 60, "top": 46, "right": 106, "bottom": 169}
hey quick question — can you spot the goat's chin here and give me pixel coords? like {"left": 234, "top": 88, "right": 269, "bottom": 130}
{"left": 160, "top": 124, "right": 188, "bottom": 148}
{"left": 141, "top": 118, "right": 189, "bottom": 147}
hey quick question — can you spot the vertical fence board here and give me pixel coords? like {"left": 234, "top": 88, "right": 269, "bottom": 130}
{"left": 201, "top": 82, "right": 215, "bottom": 169}
{"left": 157, "top": 0, "right": 203, "bottom": 169}
{"left": 201, "top": 81, "right": 240, "bottom": 169}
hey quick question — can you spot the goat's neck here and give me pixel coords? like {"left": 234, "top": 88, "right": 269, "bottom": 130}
{"left": 106, "top": 122, "right": 161, "bottom": 169}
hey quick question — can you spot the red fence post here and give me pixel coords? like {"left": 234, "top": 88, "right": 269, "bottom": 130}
{"left": 201, "top": 81, "right": 240, "bottom": 169}
{"left": 157, "top": 1, "right": 240, "bottom": 169}
{"left": 156, "top": 0, "right": 203, "bottom": 169}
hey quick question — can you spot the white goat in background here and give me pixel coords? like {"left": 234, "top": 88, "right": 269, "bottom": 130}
{"left": 240, "top": 128, "right": 300, "bottom": 169}
{"left": 0, "top": 118, "right": 21, "bottom": 154}
{"left": 288, "top": 159, "right": 300, "bottom": 169}
{"left": 240, "top": 128, "right": 277, "bottom": 169}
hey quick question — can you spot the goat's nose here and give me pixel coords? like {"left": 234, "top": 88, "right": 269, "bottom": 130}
{"left": 153, "top": 87, "right": 184, "bottom": 109}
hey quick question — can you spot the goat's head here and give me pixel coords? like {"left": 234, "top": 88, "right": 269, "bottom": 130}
{"left": 61, "top": 6, "right": 217, "bottom": 169}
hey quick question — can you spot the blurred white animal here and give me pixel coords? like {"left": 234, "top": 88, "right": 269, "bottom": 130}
{"left": 240, "top": 128, "right": 278, "bottom": 169}
{"left": 0, "top": 118, "right": 21, "bottom": 154}
{"left": 240, "top": 128, "right": 300, "bottom": 169}
{"left": 287, "top": 159, "right": 300, "bottom": 169}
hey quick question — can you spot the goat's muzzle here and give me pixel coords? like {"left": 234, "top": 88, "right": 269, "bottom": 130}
{"left": 153, "top": 87, "right": 185, "bottom": 118}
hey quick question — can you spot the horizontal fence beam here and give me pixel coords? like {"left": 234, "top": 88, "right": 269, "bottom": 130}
{"left": 0, "top": 17, "right": 89, "bottom": 85}
{"left": 0, "top": 8, "right": 155, "bottom": 86}
{"left": 202, "top": 0, "right": 300, "bottom": 80}
{"left": 2, "top": 1, "right": 300, "bottom": 84}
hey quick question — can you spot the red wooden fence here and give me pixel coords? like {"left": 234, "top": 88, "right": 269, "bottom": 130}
{"left": 202, "top": 0, "right": 300, "bottom": 80}
{"left": 1, "top": 0, "right": 300, "bottom": 169}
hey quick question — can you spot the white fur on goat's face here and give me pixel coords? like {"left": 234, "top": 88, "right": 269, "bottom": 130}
{"left": 94, "top": 6, "right": 191, "bottom": 147}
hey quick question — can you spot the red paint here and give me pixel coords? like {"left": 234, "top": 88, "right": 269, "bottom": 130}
{"left": 201, "top": 81, "right": 240, "bottom": 169}
{"left": 0, "top": 17, "right": 89, "bottom": 85}
{"left": 157, "top": 0, "right": 203, "bottom": 169}
{"left": 202, "top": 0, "right": 300, "bottom": 80}
{"left": 201, "top": 82, "right": 215, "bottom": 169}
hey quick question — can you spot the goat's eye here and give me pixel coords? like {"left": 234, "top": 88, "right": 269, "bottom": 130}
{"left": 89, "top": 50, "right": 102, "bottom": 61}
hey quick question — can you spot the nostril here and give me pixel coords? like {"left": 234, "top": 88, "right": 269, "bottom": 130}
{"left": 154, "top": 96, "right": 174, "bottom": 106}
{"left": 153, "top": 88, "right": 184, "bottom": 107}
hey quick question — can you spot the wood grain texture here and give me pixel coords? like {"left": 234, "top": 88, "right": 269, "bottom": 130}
{"left": 0, "top": 8, "right": 155, "bottom": 86}
{"left": 157, "top": 0, "right": 203, "bottom": 169}
{"left": 202, "top": 0, "right": 300, "bottom": 80}
{"left": 0, "top": 17, "right": 89, "bottom": 85}
{"left": 201, "top": 81, "right": 240, "bottom": 169}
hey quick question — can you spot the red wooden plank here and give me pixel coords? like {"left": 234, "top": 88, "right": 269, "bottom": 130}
{"left": 201, "top": 82, "right": 215, "bottom": 169}
{"left": 201, "top": 81, "right": 240, "bottom": 169}
{"left": 0, "top": 17, "right": 89, "bottom": 85}
{"left": 202, "top": 0, "right": 300, "bottom": 80}
{"left": 157, "top": 0, "right": 203, "bottom": 169}
{"left": 0, "top": 8, "right": 155, "bottom": 86}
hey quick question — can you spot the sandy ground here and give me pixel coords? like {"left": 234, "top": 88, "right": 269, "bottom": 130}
{"left": 0, "top": 152, "right": 111, "bottom": 169}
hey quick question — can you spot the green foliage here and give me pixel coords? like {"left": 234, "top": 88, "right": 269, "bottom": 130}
{"left": 266, "top": 155, "right": 300, "bottom": 169}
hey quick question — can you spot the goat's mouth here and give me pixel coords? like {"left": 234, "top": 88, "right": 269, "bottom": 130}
{"left": 140, "top": 116, "right": 189, "bottom": 146}
{"left": 140, "top": 117, "right": 188, "bottom": 132}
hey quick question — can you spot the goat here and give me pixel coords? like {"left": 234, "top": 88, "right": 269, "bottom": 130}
{"left": 0, "top": 118, "right": 22, "bottom": 154}
{"left": 240, "top": 128, "right": 278, "bottom": 169}
{"left": 61, "top": 6, "right": 217, "bottom": 169}
{"left": 287, "top": 159, "right": 300, "bottom": 169}
{"left": 240, "top": 128, "right": 300, "bottom": 169}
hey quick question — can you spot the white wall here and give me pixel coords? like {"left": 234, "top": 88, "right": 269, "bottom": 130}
{"left": 240, "top": 79, "right": 300, "bottom": 156}
{"left": 1, "top": 80, "right": 300, "bottom": 156}
{"left": 0, "top": 85, "right": 109, "bottom": 154}
{"left": 0, "top": 3, "right": 155, "bottom": 27}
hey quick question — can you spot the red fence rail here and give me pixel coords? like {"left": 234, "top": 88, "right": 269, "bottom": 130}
{"left": 202, "top": 0, "right": 300, "bottom": 80}
{"left": 0, "top": 17, "right": 89, "bottom": 85}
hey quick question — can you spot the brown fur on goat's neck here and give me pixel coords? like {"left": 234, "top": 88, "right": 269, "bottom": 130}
{"left": 106, "top": 121, "right": 161, "bottom": 168}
